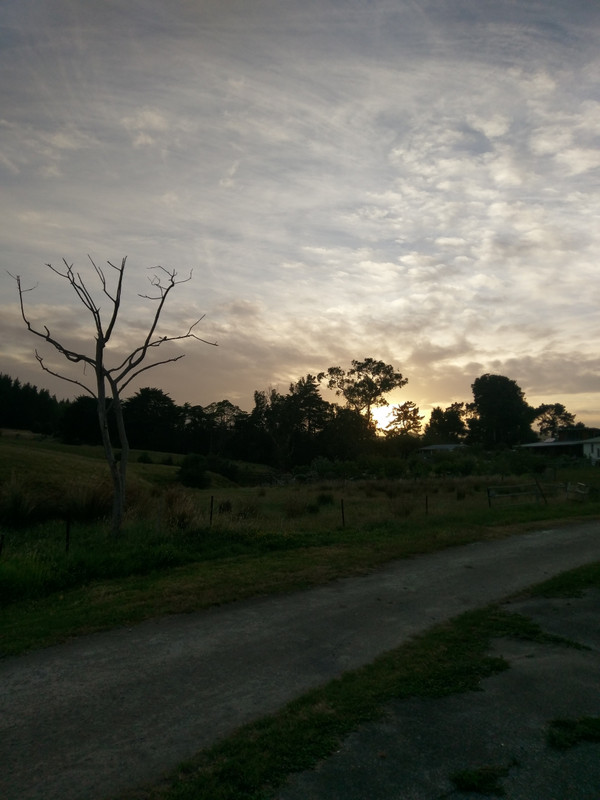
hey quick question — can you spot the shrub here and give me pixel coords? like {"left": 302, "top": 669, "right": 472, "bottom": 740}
{"left": 0, "top": 476, "right": 40, "bottom": 527}
{"left": 177, "top": 454, "right": 210, "bottom": 488}
{"left": 316, "top": 492, "right": 334, "bottom": 506}
{"left": 161, "top": 486, "right": 200, "bottom": 530}
{"left": 236, "top": 500, "right": 260, "bottom": 520}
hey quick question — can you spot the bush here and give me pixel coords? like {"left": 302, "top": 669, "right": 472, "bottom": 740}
{"left": 0, "top": 476, "right": 40, "bottom": 527}
{"left": 177, "top": 454, "right": 210, "bottom": 488}
{"left": 316, "top": 492, "right": 334, "bottom": 506}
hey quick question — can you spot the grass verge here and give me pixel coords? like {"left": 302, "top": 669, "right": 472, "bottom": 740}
{"left": 3, "top": 515, "right": 599, "bottom": 659}
{"left": 450, "top": 763, "right": 513, "bottom": 796}
{"left": 547, "top": 717, "right": 600, "bottom": 750}
{"left": 2, "top": 516, "right": 588, "bottom": 658}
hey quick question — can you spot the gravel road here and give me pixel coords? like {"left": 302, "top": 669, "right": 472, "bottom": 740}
{"left": 2, "top": 520, "right": 600, "bottom": 800}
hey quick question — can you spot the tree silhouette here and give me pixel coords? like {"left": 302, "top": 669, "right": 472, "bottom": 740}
{"left": 11, "top": 256, "right": 216, "bottom": 535}
{"left": 385, "top": 400, "right": 424, "bottom": 437}
{"left": 423, "top": 402, "right": 467, "bottom": 444}
{"left": 468, "top": 374, "right": 536, "bottom": 448}
{"left": 321, "top": 357, "right": 407, "bottom": 427}
{"left": 534, "top": 403, "right": 576, "bottom": 439}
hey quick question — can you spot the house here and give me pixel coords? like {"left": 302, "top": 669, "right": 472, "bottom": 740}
{"left": 583, "top": 436, "right": 600, "bottom": 465}
{"left": 519, "top": 436, "right": 600, "bottom": 464}
{"left": 418, "top": 443, "right": 468, "bottom": 457}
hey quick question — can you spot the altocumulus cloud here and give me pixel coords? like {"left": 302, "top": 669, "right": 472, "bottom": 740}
{"left": 0, "top": 0, "right": 598, "bottom": 425}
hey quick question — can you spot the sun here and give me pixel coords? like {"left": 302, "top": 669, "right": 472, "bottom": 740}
{"left": 371, "top": 405, "right": 395, "bottom": 432}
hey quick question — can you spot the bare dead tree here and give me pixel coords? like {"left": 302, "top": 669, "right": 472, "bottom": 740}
{"left": 10, "top": 256, "right": 216, "bottom": 536}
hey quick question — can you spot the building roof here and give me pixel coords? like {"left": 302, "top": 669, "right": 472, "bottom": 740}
{"left": 519, "top": 436, "right": 600, "bottom": 449}
{"left": 419, "top": 443, "right": 468, "bottom": 452}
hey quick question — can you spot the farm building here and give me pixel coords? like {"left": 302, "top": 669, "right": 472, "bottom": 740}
{"left": 519, "top": 436, "right": 600, "bottom": 465}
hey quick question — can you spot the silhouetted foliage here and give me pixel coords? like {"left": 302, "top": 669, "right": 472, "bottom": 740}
{"left": 534, "top": 402, "right": 576, "bottom": 439}
{"left": 0, "top": 373, "right": 63, "bottom": 434}
{"left": 60, "top": 395, "right": 105, "bottom": 445}
{"left": 467, "top": 374, "right": 537, "bottom": 448}
{"left": 123, "top": 387, "right": 182, "bottom": 452}
{"left": 4, "top": 360, "right": 597, "bottom": 476}
{"left": 385, "top": 400, "right": 424, "bottom": 437}
{"left": 423, "top": 402, "right": 467, "bottom": 444}
{"left": 177, "top": 454, "right": 210, "bottom": 488}
{"left": 320, "top": 357, "right": 407, "bottom": 427}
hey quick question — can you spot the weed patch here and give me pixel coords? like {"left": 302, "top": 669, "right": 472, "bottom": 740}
{"left": 524, "top": 562, "right": 600, "bottom": 598}
{"left": 547, "top": 717, "right": 600, "bottom": 750}
{"left": 450, "top": 762, "right": 511, "bottom": 795}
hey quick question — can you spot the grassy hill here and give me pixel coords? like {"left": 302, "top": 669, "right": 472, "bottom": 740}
{"left": 1, "top": 429, "right": 598, "bottom": 656}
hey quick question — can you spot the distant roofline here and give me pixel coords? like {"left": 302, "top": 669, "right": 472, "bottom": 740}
{"left": 419, "top": 443, "right": 468, "bottom": 451}
{"left": 519, "top": 436, "right": 600, "bottom": 448}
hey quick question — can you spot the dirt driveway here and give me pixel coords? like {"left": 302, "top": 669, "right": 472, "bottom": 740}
{"left": 1, "top": 520, "right": 600, "bottom": 800}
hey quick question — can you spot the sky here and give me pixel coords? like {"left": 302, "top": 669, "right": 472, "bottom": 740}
{"left": 1, "top": 0, "right": 599, "bottom": 430}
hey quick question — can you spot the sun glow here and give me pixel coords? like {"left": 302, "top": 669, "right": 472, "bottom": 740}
{"left": 371, "top": 405, "right": 396, "bottom": 432}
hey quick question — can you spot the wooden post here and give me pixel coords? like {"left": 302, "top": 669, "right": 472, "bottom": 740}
{"left": 340, "top": 498, "right": 345, "bottom": 528}
{"left": 425, "top": 494, "right": 429, "bottom": 515}
{"left": 209, "top": 495, "right": 214, "bottom": 526}
{"left": 534, "top": 478, "right": 548, "bottom": 505}
{"left": 0, "top": 533, "right": 4, "bottom": 558}
{"left": 65, "top": 514, "right": 71, "bottom": 554}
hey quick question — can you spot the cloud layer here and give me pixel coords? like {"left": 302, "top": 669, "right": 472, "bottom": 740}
{"left": 1, "top": 0, "right": 599, "bottom": 425}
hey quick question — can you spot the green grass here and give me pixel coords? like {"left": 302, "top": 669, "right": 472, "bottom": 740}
{"left": 5, "top": 515, "right": 600, "bottom": 658}
{"left": 525, "top": 561, "right": 600, "bottom": 598}
{"left": 0, "top": 519, "right": 518, "bottom": 656}
{"left": 1, "top": 433, "right": 599, "bottom": 657}
{"left": 450, "top": 763, "right": 512, "bottom": 796}
{"left": 547, "top": 717, "right": 600, "bottom": 749}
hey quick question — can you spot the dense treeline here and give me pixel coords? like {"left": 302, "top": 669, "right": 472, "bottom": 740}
{"left": 2, "top": 368, "right": 596, "bottom": 472}
{"left": 0, "top": 374, "right": 66, "bottom": 434}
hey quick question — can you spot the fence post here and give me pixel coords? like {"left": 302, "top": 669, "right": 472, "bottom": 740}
{"left": 340, "top": 498, "right": 345, "bottom": 528}
{"left": 534, "top": 478, "right": 548, "bottom": 505}
{"left": 65, "top": 513, "right": 71, "bottom": 554}
{"left": 209, "top": 495, "right": 214, "bottom": 526}
{"left": 0, "top": 532, "right": 4, "bottom": 558}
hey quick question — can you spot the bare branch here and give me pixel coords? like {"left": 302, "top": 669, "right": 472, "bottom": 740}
{"left": 102, "top": 257, "right": 126, "bottom": 343}
{"left": 46, "top": 260, "right": 104, "bottom": 338}
{"left": 11, "top": 272, "right": 99, "bottom": 374}
{"left": 119, "top": 354, "right": 187, "bottom": 394}
{"left": 35, "top": 351, "right": 95, "bottom": 397}
{"left": 88, "top": 255, "right": 111, "bottom": 300}
{"left": 105, "top": 266, "right": 193, "bottom": 382}
{"left": 111, "top": 317, "right": 217, "bottom": 385}
{"left": 7, "top": 272, "right": 38, "bottom": 293}
{"left": 138, "top": 267, "right": 193, "bottom": 300}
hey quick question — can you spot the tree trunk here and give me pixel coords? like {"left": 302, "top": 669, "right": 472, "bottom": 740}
{"left": 111, "top": 387, "right": 129, "bottom": 536}
{"left": 96, "top": 381, "right": 124, "bottom": 537}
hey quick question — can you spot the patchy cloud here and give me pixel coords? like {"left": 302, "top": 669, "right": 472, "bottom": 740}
{"left": 0, "top": 0, "right": 598, "bottom": 426}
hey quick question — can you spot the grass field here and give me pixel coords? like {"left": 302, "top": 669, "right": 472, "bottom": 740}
{"left": 1, "top": 432, "right": 599, "bottom": 800}
{"left": 1, "top": 431, "right": 598, "bottom": 657}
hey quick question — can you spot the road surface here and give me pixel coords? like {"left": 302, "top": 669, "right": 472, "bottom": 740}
{"left": 1, "top": 520, "right": 600, "bottom": 800}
